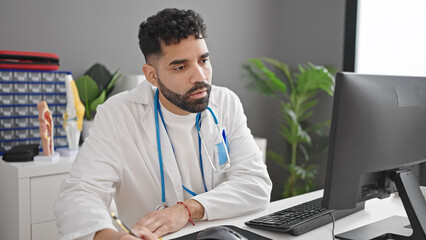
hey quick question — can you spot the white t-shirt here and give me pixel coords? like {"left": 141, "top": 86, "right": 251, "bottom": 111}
{"left": 159, "top": 103, "right": 206, "bottom": 199}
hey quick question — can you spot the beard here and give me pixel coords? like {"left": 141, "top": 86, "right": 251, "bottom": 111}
{"left": 157, "top": 78, "right": 211, "bottom": 113}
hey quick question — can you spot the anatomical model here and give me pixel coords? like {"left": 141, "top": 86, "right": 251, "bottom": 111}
{"left": 38, "top": 100, "right": 54, "bottom": 156}
{"left": 63, "top": 74, "right": 85, "bottom": 151}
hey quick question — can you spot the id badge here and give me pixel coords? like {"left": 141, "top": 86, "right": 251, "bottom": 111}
{"left": 212, "top": 127, "right": 230, "bottom": 171}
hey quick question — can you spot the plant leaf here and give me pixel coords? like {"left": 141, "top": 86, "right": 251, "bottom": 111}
{"left": 283, "top": 182, "right": 292, "bottom": 198}
{"left": 298, "top": 144, "right": 309, "bottom": 162}
{"left": 294, "top": 164, "right": 317, "bottom": 180}
{"left": 106, "top": 70, "right": 122, "bottom": 96}
{"left": 280, "top": 126, "right": 294, "bottom": 144}
{"left": 296, "top": 63, "right": 334, "bottom": 96}
{"left": 299, "top": 98, "right": 318, "bottom": 121}
{"left": 306, "top": 122, "right": 329, "bottom": 136}
{"left": 300, "top": 110, "right": 314, "bottom": 122}
{"left": 84, "top": 63, "right": 112, "bottom": 92}
{"left": 243, "top": 63, "right": 275, "bottom": 96}
{"left": 89, "top": 90, "right": 106, "bottom": 112}
{"left": 296, "top": 123, "right": 311, "bottom": 144}
{"left": 248, "top": 58, "right": 287, "bottom": 94}
{"left": 266, "top": 150, "right": 286, "bottom": 167}
{"left": 75, "top": 76, "right": 99, "bottom": 104}
{"left": 261, "top": 57, "right": 294, "bottom": 91}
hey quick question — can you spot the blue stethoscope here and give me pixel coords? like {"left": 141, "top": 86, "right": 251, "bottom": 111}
{"left": 154, "top": 89, "right": 230, "bottom": 210}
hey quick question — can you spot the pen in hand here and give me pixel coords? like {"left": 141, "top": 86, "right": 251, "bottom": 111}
{"left": 110, "top": 212, "right": 139, "bottom": 238}
{"left": 110, "top": 212, "right": 163, "bottom": 240}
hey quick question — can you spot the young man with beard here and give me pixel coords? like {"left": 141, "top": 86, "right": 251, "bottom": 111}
{"left": 54, "top": 8, "right": 272, "bottom": 240}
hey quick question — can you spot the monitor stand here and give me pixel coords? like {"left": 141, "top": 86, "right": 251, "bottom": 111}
{"left": 336, "top": 169, "right": 426, "bottom": 240}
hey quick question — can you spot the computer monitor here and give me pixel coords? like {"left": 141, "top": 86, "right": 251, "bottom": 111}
{"left": 322, "top": 72, "right": 426, "bottom": 239}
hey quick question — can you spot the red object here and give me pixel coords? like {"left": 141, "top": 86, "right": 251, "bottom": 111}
{"left": 0, "top": 50, "right": 59, "bottom": 71}
{"left": 177, "top": 202, "right": 195, "bottom": 226}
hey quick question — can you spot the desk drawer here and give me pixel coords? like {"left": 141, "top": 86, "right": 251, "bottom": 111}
{"left": 30, "top": 173, "right": 69, "bottom": 223}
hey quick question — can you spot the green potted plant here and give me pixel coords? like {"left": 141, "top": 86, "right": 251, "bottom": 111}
{"left": 75, "top": 63, "right": 122, "bottom": 140}
{"left": 243, "top": 58, "right": 335, "bottom": 198}
{"left": 75, "top": 63, "right": 122, "bottom": 120}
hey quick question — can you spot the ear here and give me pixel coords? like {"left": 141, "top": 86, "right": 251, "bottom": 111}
{"left": 142, "top": 64, "right": 158, "bottom": 87}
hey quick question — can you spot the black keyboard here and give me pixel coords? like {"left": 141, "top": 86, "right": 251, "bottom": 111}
{"left": 245, "top": 197, "right": 365, "bottom": 236}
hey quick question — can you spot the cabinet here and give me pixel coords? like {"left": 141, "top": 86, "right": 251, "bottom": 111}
{"left": 0, "top": 156, "right": 74, "bottom": 240}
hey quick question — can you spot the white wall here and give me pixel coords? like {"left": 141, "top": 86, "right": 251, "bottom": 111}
{"left": 0, "top": 0, "right": 346, "bottom": 200}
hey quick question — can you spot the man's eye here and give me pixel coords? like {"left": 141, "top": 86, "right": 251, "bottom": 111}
{"left": 201, "top": 58, "right": 210, "bottom": 63}
{"left": 174, "top": 66, "right": 185, "bottom": 71}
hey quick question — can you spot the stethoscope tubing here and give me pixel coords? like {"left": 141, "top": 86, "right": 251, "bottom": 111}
{"left": 154, "top": 89, "right": 230, "bottom": 209}
{"left": 154, "top": 90, "right": 167, "bottom": 204}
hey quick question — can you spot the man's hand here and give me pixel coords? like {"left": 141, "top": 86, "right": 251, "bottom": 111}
{"left": 132, "top": 199, "right": 205, "bottom": 237}
{"left": 94, "top": 227, "right": 157, "bottom": 240}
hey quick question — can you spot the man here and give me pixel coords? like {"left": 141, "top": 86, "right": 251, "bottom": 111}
{"left": 54, "top": 8, "right": 272, "bottom": 240}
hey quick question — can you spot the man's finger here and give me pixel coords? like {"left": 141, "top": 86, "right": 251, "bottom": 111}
{"left": 133, "top": 203, "right": 189, "bottom": 238}
{"left": 134, "top": 212, "right": 156, "bottom": 227}
{"left": 132, "top": 226, "right": 158, "bottom": 240}
{"left": 153, "top": 224, "right": 170, "bottom": 237}
{"left": 134, "top": 212, "right": 164, "bottom": 233}
{"left": 145, "top": 217, "right": 164, "bottom": 233}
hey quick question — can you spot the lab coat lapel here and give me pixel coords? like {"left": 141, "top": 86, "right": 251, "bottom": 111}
{"left": 139, "top": 107, "right": 184, "bottom": 204}
{"left": 135, "top": 82, "right": 184, "bottom": 203}
{"left": 157, "top": 122, "right": 184, "bottom": 203}
{"left": 199, "top": 104, "right": 220, "bottom": 191}
{"left": 133, "top": 81, "right": 157, "bottom": 152}
{"left": 139, "top": 104, "right": 156, "bottom": 155}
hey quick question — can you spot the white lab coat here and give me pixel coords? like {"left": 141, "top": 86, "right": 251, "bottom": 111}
{"left": 54, "top": 81, "right": 272, "bottom": 240}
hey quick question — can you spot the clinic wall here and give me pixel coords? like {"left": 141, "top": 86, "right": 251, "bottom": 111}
{"left": 267, "top": 0, "right": 346, "bottom": 200}
{"left": 0, "top": 0, "right": 281, "bottom": 148}
{"left": 0, "top": 0, "right": 347, "bottom": 201}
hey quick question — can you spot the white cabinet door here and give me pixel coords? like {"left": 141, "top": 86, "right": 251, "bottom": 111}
{"left": 30, "top": 173, "right": 69, "bottom": 223}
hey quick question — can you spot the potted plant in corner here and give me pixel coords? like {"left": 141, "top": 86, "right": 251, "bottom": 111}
{"left": 75, "top": 63, "right": 122, "bottom": 140}
{"left": 243, "top": 58, "right": 335, "bottom": 198}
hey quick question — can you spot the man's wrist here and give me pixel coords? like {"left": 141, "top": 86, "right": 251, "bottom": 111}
{"left": 182, "top": 199, "right": 205, "bottom": 220}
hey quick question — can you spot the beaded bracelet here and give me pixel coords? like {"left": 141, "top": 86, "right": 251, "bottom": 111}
{"left": 177, "top": 202, "right": 195, "bottom": 226}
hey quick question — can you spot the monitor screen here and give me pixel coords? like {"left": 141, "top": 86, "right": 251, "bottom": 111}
{"left": 322, "top": 72, "right": 426, "bottom": 239}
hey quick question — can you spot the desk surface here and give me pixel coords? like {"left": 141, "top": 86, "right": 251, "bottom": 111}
{"left": 165, "top": 188, "right": 426, "bottom": 240}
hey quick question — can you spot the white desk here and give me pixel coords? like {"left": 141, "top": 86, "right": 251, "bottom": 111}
{"left": 0, "top": 155, "right": 423, "bottom": 240}
{"left": 166, "top": 188, "right": 426, "bottom": 240}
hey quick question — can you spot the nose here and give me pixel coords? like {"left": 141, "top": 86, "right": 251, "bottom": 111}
{"left": 191, "top": 65, "right": 207, "bottom": 83}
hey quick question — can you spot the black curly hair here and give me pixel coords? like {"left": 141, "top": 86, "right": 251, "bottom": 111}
{"left": 138, "top": 8, "right": 207, "bottom": 63}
